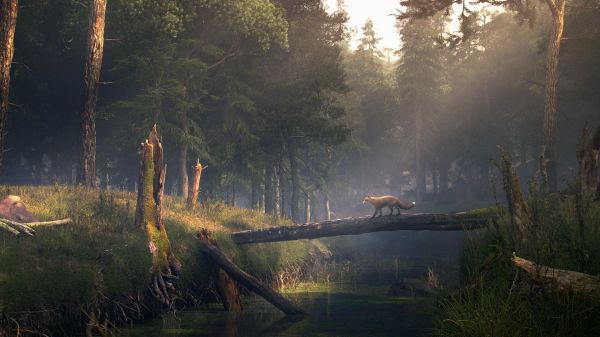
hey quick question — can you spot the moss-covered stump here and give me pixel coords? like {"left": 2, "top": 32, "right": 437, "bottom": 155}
{"left": 134, "top": 126, "right": 181, "bottom": 308}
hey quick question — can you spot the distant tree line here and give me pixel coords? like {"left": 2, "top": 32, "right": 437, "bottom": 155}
{"left": 0, "top": 0, "right": 599, "bottom": 221}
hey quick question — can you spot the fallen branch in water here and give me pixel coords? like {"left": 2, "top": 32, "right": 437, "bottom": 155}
{"left": 0, "top": 218, "right": 73, "bottom": 236}
{"left": 196, "top": 234, "right": 306, "bottom": 315}
{"left": 512, "top": 252, "right": 600, "bottom": 296}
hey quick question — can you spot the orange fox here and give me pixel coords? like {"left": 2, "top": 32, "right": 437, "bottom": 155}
{"left": 362, "top": 195, "right": 415, "bottom": 218}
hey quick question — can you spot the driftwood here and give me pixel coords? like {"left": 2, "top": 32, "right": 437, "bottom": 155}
{"left": 512, "top": 252, "right": 600, "bottom": 296}
{"left": 196, "top": 235, "right": 306, "bottom": 315}
{"left": 0, "top": 218, "right": 73, "bottom": 236}
{"left": 198, "top": 229, "right": 242, "bottom": 312}
{"left": 232, "top": 212, "right": 488, "bottom": 245}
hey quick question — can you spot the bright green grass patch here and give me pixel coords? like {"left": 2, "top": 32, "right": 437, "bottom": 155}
{"left": 0, "top": 185, "right": 313, "bottom": 313}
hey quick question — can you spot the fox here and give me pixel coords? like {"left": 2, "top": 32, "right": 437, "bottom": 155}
{"left": 362, "top": 195, "right": 415, "bottom": 218}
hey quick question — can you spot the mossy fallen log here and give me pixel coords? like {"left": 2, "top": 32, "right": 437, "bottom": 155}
{"left": 512, "top": 252, "right": 600, "bottom": 296}
{"left": 196, "top": 234, "right": 306, "bottom": 315}
{"left": 232, "top": 212, "right": 488, "bottom": 245}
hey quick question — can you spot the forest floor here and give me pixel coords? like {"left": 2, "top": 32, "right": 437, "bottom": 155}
{"left": 0, "top": 185, "right": 319, "bottom": 336}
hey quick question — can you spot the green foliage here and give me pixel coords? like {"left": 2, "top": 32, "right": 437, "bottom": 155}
{"left": 434, "top": 184, "right": 600, "bottom": 337}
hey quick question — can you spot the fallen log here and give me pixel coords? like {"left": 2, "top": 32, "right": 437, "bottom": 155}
{"left": 232, "top": 212, "right": 488, "bottom": 245}
{"left": 0, "top": 218, "right": 73, "bottom": 236}
{"left": 196, "top": 235, "right": 306, "bottom": 315}
{"left": 512, "top": 252, "right": 600, "bottom": 296}
{"left": 198, "top": 229, "right": 242, "bottom": 312}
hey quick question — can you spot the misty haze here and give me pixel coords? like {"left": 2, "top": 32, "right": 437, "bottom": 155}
{"left": 0, "top": 0, "right": 599, "bottom": 336}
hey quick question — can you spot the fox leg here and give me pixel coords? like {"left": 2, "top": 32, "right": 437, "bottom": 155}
{"left": 388, "top": 205, "right": 394, "bottom": 216}
{"left": 371, "top": 208, "right": 379, "bottom": 218}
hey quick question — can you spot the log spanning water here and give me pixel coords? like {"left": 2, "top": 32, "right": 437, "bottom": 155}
{"left": 232, "top": 212, "right": 489, "bottom": 245}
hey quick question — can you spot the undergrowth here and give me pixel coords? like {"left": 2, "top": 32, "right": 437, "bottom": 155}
{"left": 0, "top": 185, "right": 314, "bottom": 336}
{"left": 433, "top": 178, "right": 600, "bottom": 337}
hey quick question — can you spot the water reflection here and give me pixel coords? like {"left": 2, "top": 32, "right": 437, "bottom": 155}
{"left": 117, "top": 284, "right": 433, "bottom": 337}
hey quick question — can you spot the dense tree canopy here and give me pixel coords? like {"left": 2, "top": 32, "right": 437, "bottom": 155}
{"left": 2, "top": 0, "right": 600, "bottom": 217}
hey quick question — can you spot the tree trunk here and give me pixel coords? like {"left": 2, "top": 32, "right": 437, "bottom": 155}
{"left": 439, "top": 161, "right": 448, "bottom": 193}
{"left": 432, "top": 167, "right": 439, "bottom": 196}
{"left": 304, "top": 192, "right": 310, "bottom": 223}
{"left": 499, "top": 150, "right": 533, "bottom": 245}
{"left": 323, "top": 192, "right": 331, "bottom": 221}
{"left": 135, "top": 126, "right": 181, "bottom": 308}
{"left": 415, "top": 105, "right": 426, "bottom": 203}
{"left": 187, "top": 160, "right": 202, "bottom": 210}
{"left": 0, "top": 0, "right": 18, "bottom": 173}
{"left": 541, "top": 0, "right": 566, "bottom": 192}
{"left": 278, "top": 158, "right": 286, "bottom": 218}
{"left": 79, "top": 0, "right": 106, "bottom": 187}
{"left": 288, "top": 142, "right": 300, "bottom": 222}
{"left": 179, "top": 143, "right": 189, "bottom": 199}
{"left": 232, "top": 212, "right": 489, "bottom": 245}
{"left": 265, "top": 165, "right": 274, "bottom": 213}
{"left": 251, "top": 177, "right": 259, "bottom": 210}
{"left": 274, "top": 165, "right": 281, "bottom": 216}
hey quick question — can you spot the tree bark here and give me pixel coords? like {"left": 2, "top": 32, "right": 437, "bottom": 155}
{"left": 251, "top": 177, "right": 259, "bottom": 210}
{"left": 541, "top": 0, "right": 566, "bottom": 192}
{"left": 198, "top": 229, "right": 242, "bottom": 312}
{"left": 323, "top": 192, "right": 331, "bottom": 221}
{"left": 512, "top": 252, "right": 600, "bottom": 296}
{"left": 79, "top": 0, "right": 106, "bottom": 187}
{"left": 187, "top": 160, "right": 202, "bottom": 210}
{"left": 196, "top": 234, "right": 306, "bottom": 315}
{"left": 576, "top": 124, "right": 600, "bottom": 194}
{"left": 278, "top": 158, "right": 287, "bottom": 218}
{"left": 274, "top": 165, "right": 281, "bottom": 216}
{"left": 304, "top": 192, "right": 311, "bottom": 223}
{"left": 265, "top": 165, "right": 274, "bottom": 213}
{"left": 179, "top": 143, "right": 189, "bottom": 199}
{"left": 0, "top": 0, "right": 18, "bottom": 173}
{"left": 232, "top": 212, "right": 488, "bottom": 245}
{"left": 415, "top": 104, "right": 426, "bottom": 203}
{"left": 499, "top": 150, "right": 533, "bottom": 244}
{"left": 135, "top": 126, "right": 181, "bottom": 308}
{"left": 288, "top": 142, "right": 300, "bottom": 222}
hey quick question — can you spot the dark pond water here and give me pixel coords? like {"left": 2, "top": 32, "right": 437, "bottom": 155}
{"left": 116, "top": 283, "right": 435, "bottom": 337}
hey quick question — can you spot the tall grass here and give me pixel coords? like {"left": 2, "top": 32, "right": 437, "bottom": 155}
{"left": 432, "top": 179, "right": 600, "bottom": 337}
{"left": 0, "top": 185, "right": 315, "bottom": 335}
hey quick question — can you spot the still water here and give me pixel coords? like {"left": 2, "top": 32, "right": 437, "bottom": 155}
{"left": 117, "top": 283, "right": 435, "bottom": 337}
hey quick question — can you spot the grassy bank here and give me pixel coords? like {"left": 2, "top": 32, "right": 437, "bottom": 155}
{"left": 433, "top": 189, "right": 600, "bottom": 337}
{"left": 0, "top": 185, "right": 316, "bottom": 336}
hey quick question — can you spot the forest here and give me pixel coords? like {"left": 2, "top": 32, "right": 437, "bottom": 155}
{"left": 0, "top": 0, "right": 599, "bottom": 336}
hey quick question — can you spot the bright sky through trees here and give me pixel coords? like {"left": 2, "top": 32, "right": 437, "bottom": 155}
{"left": 325, "top": 0, "right": 400, "bottom": 54}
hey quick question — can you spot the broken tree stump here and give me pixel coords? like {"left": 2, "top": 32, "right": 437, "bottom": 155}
{"left": 512, "top": 252, "right": 600, "bottom": 296}
{"left": 134, "top": 125, "right": 181, "bottom": 308}
{"left": 196, "top": 235, "right": 306, "bottom": 315}
{"left": 198, "top": 229, "right": 242, "bottom": 312}
{"left": 231, "top": 212, "right": 488, "bottom": 245}
{"left": 187, "top": 160, "right": 203, "bottom": 210}
{"left": 498, "top": 149, "right": 533, "bottom": 244}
